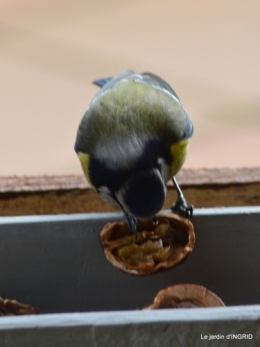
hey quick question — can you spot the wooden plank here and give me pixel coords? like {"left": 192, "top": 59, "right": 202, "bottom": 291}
{"left": 0, "top": 169, "right": 260, "bottom": 216}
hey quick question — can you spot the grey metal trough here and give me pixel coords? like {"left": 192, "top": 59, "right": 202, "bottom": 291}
{"left": 0, "top": 207, "right": 260, "bottom": 346}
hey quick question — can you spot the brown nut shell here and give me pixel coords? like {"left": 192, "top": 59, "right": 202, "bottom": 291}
{"left": 145, "top": 284, "right": 225, "bottom": 309}
{"left": 99, "top": 213, "right": 195, "bottom": 276}
{"left": 0, "top": 297, "right": 39, "bottom": 316}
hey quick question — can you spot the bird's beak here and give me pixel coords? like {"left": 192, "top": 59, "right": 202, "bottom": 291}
{"left": 124, "top": 212, "right": 138, "bottom": 233}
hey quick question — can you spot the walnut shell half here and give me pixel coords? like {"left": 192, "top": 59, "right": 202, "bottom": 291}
{"left": 0, "top": 297, "right": 39, "bottom": 316}
{"left": 99, "top": 213, "right": 195, "bottom": 276}
{"left": 144, "top": 284, "right": 225, "bottom": 309}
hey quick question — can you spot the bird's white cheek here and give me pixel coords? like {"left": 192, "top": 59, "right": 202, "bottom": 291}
{"left": 98, "top": 186, "right": 121, "bottom": 208}
{"left": 158, "top": 158, "right": 170, "bottom": 183}
{"left": 115, "top": 189, "right": 134, "bottom": 217}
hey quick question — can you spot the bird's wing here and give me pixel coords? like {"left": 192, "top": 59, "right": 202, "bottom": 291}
{"left": 92, "top": 71, "right": 135, "bottom": 89}
{"left": 141, "top": 72, "right": 180, "bottom": 102}
{"left": 92, "top": 77, "right": 112, "bottom": 88}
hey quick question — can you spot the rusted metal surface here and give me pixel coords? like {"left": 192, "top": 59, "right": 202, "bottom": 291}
{"left": 0, "top": 168, "right": 260, "bottom": 193}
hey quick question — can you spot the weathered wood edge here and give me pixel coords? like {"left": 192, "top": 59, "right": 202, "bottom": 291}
{"left": 0, "top": 168, "right": 260, "bottom": 193}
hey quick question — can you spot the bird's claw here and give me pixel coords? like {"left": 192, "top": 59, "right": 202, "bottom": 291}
{"left": 171, "top": 198, "right": 193, "bottom": 220}
{"left": 171, "top": 176, "right": 193, "bottom": 220}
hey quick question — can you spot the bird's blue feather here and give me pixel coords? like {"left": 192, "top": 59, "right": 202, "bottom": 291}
{"left": 92, "top": 77, "right": 112, "bottom": 88}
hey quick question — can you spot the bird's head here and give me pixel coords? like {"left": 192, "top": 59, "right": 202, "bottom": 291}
{"left": 115, "top": 168, "right": 166, "bottom": 227}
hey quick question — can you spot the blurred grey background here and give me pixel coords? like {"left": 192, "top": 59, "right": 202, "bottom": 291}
{"left": 0, "top": 0, "right": 259, "bottom": 175}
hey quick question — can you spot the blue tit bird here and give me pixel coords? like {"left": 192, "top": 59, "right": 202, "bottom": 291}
{"left": 75, "top": 71, "right": 194, "bottom": 231}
